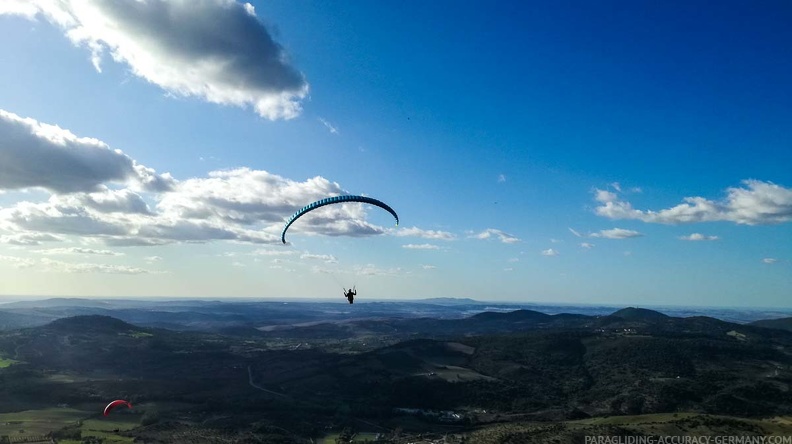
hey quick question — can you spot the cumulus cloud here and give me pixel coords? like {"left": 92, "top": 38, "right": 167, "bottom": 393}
{"left": 0, "top": 110, "right": 175, "bottom": 194}
{"left": 567, "top": 227, "right": 642, "bottom": 239}
{"left": 589, "top": 228, "right": 643, "bottom": 239}
{"left": 0, "top": 254, "right": 156, "bottom": 274}
{"left": 0, "top": 185, "right": 278, "bottom": 246}
{"left": 471, "top": 228, "right": 520, "bottom": 244}
{"left": 250, "top": 248, "right": 296, "bottom": 256}
{"left": 593, "top": 180, "right": 792, "bottom": 225}
{"left": 0, "top": 255, "right": 36, "bottom": 268}
{"left": 1, "top": 1, "right": 308, "bottom": 120}
{"left": 300, "top": 253, "right": 338, "bottom": 263}
{"left": 38, "top": 258, "right": 157, "bottom": 274}
{"left": 354, "top": 263, "right": 403, "bottom": 276}
{"left": 144, "top": 256, "right": 163, "bottom": 263}
{"left": 0, "top": 200, "right": 131, "bottom": 236}
{"left": 51, "top": 189, "right": 153, "bottom": 214}
{"left": 392, "top": 226, "right": 455, "bottom": 240}
{"left": 580, "top": 242, "right": 595, "bottom": 249}
{"left": 762, "top": 258, "right": 778, "bottom": 264}
{"left": 0, "top": 113, "right": 408, "bottom": 247}
{"left": 0, "top": 166, "right": 411, "bottom": 246}
{"left": 541, "top": 248, "right": 559, "bottom": 256}
{"left": 103, "top": 237, "right": 172, "bottom": 247}
{"left": 679, "top": 233, "right": 719, "bottom": 241}
{"left": 594, "top": 189, "right": 618, "bottom": 204}
{"left": 0, "top": 233, "right": 62, "bottom": 246}
{"left": 402, "top": 244, "right": 441, "bottom": 250}
{"left": 159, "top": 168, "right": 388, "bottom": 241}
{"left": 34, "top": 247, "right": 123, "bottom": 256}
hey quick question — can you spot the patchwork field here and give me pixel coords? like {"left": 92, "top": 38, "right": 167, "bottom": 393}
{"left": 0, "top": 408, "right": 86, "bottom": 440}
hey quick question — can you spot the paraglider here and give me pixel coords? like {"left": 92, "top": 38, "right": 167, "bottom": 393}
{"left": 343, "top": 286, "right": 356, "bottom": 304}
{"left": 281, "top": 195, "right": 399, "bottom": 244}
{"left": 103, "top": 400, "right": 132, "bottom": 416}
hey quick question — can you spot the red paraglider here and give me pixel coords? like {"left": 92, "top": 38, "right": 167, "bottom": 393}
{"left": 103, "top": 400, "right": 132, "bottom": 416}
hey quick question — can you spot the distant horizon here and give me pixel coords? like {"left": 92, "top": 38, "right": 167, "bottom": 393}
{"left": 2, "top": 294, "right": 792, "bottom": 313}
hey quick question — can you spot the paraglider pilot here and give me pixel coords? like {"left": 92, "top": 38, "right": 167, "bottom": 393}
{"left": 343, "top": 286, "right": 356, "bottom": 304}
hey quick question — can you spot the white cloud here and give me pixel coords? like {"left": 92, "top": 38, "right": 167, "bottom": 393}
{"left": 0, "top": 170, "right": 346, "bottom": 246}
{"left": 158, "top": 168, "right": 342, "bottom": 225}
{"left": 0, "top": 233, "right": 63, "bottom": 246}
{"left": 594, "top": 180, "right": 792, "bottom": 225}
{"left": 393, "top": 226, "right": 455, "bottom": 240}
{"left": 569, "top": 226, "right": 642, "bottom": 239}
{"left": 0, "top": 113, "right": 401, "bottom": 247}
{"left": 0, "top": 2, "right": 40, "bottom": 21}
{"left": 762, "top": 258, "right": 778, "bottom": 264}
{"left": 402, "top": 244, "right": 441, "bottom": 250}
{"left": 250, "top": 248, "right": 296, "bottom": 256}
{"left": 595, "top": 189, "right": 618, "bottom": 203}
{"left": 589, "top": 228, "right": 643, "bottom": 239}
{"left": 0, "top": 200, "right": 131, "bottom": 236}
{"left": 144, "top": 256, "right": 163, "bottom": 263}
{"left": 51, "top": 189, "right": 153, "bottom": 214}
{"left": 0, "top": 110, "right": 175, "bottom": 194}
{"left": 354, "top": 263, "right": 403, "bottom": 276}
{"left": 0, "top": 254, "right": 157, "bottom": 274}
{"left": 541, "top": 248, "right": 558, "bottom": 256}
{"left": 0, "top": 254, "right": 36, "bottom": 268}
{"left": 300, "top": 253, "right": 338, "bottom": 263}
{"left": 610, "top": 182, "right": 622, "bottom": 192}
{"left": 421, "top": 264, "right": 437, "bottom": 270}
{"left": 471, "top": 228, "right": 520, "bottom": 244}
{"left": 34, "top": 247, "right": 123, "bottom": 256}
{"left": 498, "top": 174, "right": 506, "bottom": 183}
{"left": 1, "top": 1, "right": 308, "bottom": 120}
{"left": 318, "top": 118, "right": 338, "bottom": 134}
{"left": 504, "top": 267, "right": 514, "bottom": 272}
{"left": 103, "top": 237, "right": 172, "bottom": 247}
{"left": 38, "top": 258, "right": 157, "bottom": 274}
{"left": 160, "top": 168, "right": 389, "bottom": 241}
{"left": 580, "top": 242, "right": 595, "bottom": 249}
{"left": 679, "top": 233, "right": 719, "bottom": 241}
{"left": 508, "top": 257, "right": 519, "bottom": 262}
{"left": 231, "top": 261, "right": 246, "bottom": 267}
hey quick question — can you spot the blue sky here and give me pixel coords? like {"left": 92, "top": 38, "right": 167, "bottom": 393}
{"left": 0, "top": 1, "right": 790, "bottom": 307}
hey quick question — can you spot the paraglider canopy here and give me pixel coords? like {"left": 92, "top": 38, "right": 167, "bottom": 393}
{"left": 281, "top": 195, "right": 399, "bottom": 244}
{"left": 103, "top": 400, "right": 132, "bottom": 416}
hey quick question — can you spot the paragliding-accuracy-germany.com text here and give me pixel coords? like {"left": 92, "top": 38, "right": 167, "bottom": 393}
{"left": 585, "top": 436, "right": 792, "bottom": 444}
